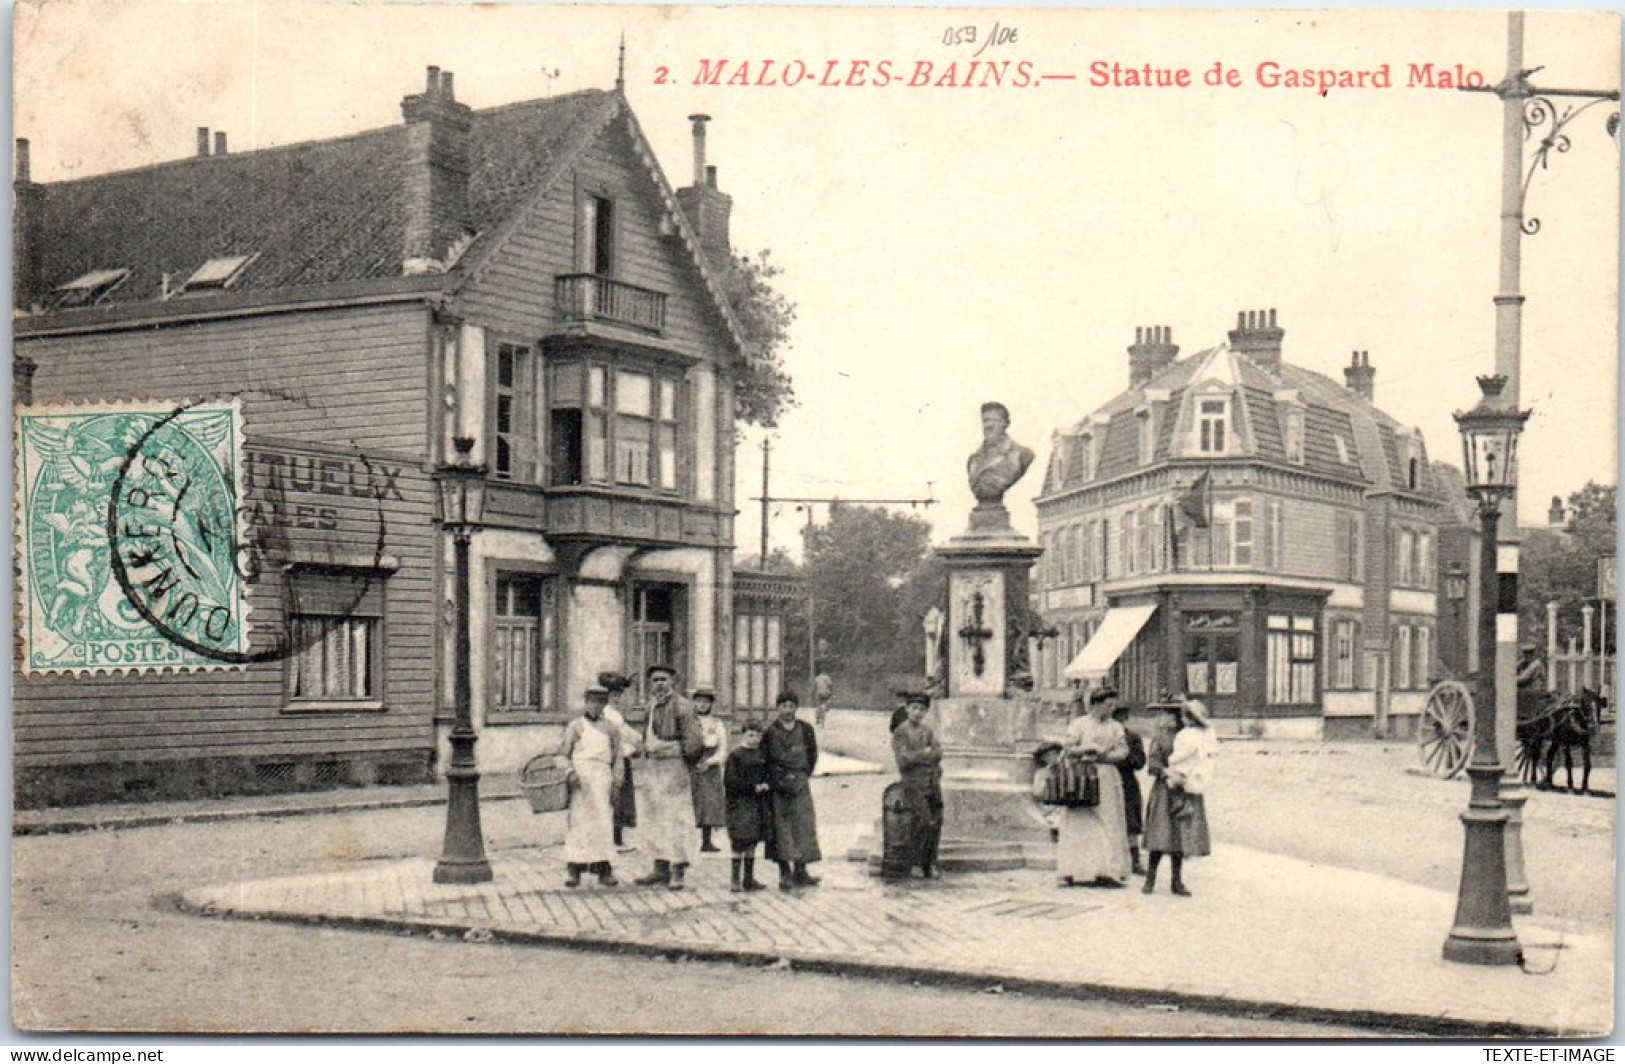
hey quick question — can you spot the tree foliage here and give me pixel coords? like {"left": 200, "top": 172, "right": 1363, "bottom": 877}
{"left": 1521, "top": 482, "right": 1616, "bottom": 650}
{"left": 717, "top": 249, "right": 797, "bottom": 429}
{"left": 780, "top": 505, "right": 939, "bottom": 706}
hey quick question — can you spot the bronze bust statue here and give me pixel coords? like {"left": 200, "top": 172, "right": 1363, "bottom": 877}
{"left": 966, "top": 402, "right": 1035, "bottom": 507}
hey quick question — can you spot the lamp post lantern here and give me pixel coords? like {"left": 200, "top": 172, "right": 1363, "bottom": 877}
{"left": 434, "top": 436, "right": 493, "bottom": 885}
{"left": 1443, "top": 375, "right": 1529, "bottom": 965}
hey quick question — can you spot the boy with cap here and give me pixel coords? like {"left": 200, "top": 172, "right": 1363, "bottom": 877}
{"left": 632, "top": 664, "right": 705, "bottom": 890}
{"left": 890, "top": 691, "right": 945, "bottom": 878}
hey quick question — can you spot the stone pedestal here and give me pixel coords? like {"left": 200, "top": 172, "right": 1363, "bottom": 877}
{"left": 931, "top": 517, "right": 1058, "bottom": 865}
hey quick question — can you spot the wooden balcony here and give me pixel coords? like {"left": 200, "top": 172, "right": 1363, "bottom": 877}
{"left": 480, "top": 482, "right": 728, "bottom": 549}
{"left": 555, "top": 274, "right": 667, "bottom": 335}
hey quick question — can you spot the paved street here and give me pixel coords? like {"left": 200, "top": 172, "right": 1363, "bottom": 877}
{"left": 14, "top": 778, "right": 1365, "bottom": 1037}
{"left": 12, "top": 710, "right": 1615, "bottom": 1037}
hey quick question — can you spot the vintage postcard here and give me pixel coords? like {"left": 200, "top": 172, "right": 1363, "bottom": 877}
{"left": 10, "top": 1, "right": 1618, "bottom": 1042}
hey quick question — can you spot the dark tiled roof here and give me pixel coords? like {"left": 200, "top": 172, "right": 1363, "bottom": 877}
{"left": 1043, "top": 338, "right": 1437, "bottom": 500}
{"left": 22, "top": 90, "right": 613, "bottom": 310}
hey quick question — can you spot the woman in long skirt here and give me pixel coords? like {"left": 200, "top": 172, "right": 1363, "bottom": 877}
{"left": 559, "top": 686, "right": 622, "bottom": 888}
{"left": 1057, "top": 688, "right": 1132, "bottom": 888}
{"left": 1142, "top": 699, "right": 1216, "bottom": 896}
{"left": 689, "top": 688, "right": 728, "bottom": 852}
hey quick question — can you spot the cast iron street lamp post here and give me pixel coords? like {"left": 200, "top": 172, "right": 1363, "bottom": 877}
{"left": 434, "top": 436, "right": 493, "bottom": 885}
{"left": 1443, "top": 375, "right": 1529, "bottom": 966}
{"left": 1462, "top": 11, "right": 1618, "bottom": 917}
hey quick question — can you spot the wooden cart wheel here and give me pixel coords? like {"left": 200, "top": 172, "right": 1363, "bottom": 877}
{"left": 1418, "top": 680, "right": 1475, "bottom": 779}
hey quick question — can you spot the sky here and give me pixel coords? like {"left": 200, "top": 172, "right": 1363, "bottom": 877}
{"left": 13, "top": 2, "right": 1620, "bottom": 558}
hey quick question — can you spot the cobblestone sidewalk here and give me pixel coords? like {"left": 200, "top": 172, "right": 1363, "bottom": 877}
{"left": 179, "top": 826, "right": 1611, "bottom": 1038}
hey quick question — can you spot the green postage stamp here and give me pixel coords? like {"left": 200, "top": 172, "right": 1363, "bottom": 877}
{"left": 16, "top": 401, "right": 248, "bottom": 673}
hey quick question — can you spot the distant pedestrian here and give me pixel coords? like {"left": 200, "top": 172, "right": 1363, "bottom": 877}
{"left": 1142, "top": 699, "right": 1216, "bottom": 896}
{"left": 632, "top": 665, "right": 705, "bottom": 891}
{"left": 558, "top": 686, "right": 622, "bottom": 889}
{"left": 723, "top": 717, "right": 772, "bottom": 892}
{"left": 690, "top": 687, "right": 728, "bottom": 853}
{"left": 1057, "top": 688, "right": 1132, "bottom": 888}
{"left": 888, "top": 691, "right": 944, "bottom": 879}
{"left": 599, "top": 671, "right": 639, "bottom": 849}
{"left": 813, "top": 671, "right": 834, "bottom": 727}
{"left": 762, "top": 691, "right": 822, "bottom": 890}
{"left": 1112, "top": 703, "right": 1147, "bottom": 876}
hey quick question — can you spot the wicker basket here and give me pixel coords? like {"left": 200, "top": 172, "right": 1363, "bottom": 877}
{"left": 519, "top": 756, "right": 571, "bottom": 814}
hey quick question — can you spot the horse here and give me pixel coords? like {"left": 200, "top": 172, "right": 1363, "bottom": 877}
{"left": 1517, "top": 688, "right": 1604, "bottom": 794}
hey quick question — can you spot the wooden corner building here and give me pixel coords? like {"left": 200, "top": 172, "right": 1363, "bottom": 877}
{"left": 13, "top": 68, "right": 774, "bottom": 806}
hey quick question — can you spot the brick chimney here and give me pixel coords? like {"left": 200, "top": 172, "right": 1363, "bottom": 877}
{"left": 197, "top": 127, "right": 211, "bottom": 156}
{"left": 1228, "top": 308, "right": 1285, "bottom": 375}
{"left": 213, "top": 131, "right": 228, "bottom": 156}
{"left": 1548, "top": 495, "right": 1567, "bottom": 527}
{"left": 13, "top": 138, "right": 42, "bottom": 312}
{"left": 673, "top": 114, "right": 733, "bottom": 270}
{"left": 401, "top": 65, "right": 473, "bottom": 274}
{"left": 1344, "top": 350, "right": 1375, "bottom": 401}
{"left": 1128, "top": 325, "right": 1179, "bottom": 388}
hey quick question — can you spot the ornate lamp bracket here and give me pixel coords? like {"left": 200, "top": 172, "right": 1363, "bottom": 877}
{"left": 1516, "top": 86, "right": 1620, "bottom": 235}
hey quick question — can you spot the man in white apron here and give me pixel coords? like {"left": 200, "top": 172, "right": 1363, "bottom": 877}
{"left": 559, "top": 686, "right": 621, "bottom": 888}
{"left": 632, "top": 665, "right": 705, "bottom": 890}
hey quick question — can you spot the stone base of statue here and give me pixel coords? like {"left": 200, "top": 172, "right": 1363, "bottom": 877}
{"left": 851, "top": 509, "right": 1068, "bottom": 873}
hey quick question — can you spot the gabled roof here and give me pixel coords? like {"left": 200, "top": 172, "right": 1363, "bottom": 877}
{"left": 19, "top": 86, "right": 747, "bottom": 356}
{"left": 23, "top": 90, "right": 610, "bottom": 309}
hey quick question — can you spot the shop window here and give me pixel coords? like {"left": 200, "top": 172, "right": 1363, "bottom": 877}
{"left": 286, "top": 569, "right": 386, "bottom": 707}
{"left": 493, "top": 574, "right": 558, "bottom": 715}
{"left": 1267, "top": 614, "right": 1317, "bottom": 704}
{"left": 1184, "top": 611, "right": 1239, "bottom": 696}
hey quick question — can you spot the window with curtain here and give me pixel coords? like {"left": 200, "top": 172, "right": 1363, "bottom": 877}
{"left": 1267, "top": 613, "right": 1318, "bottom": 704}
{"left": 286, "top": 569, "right": 385, "bottom": 706}
{"left": 493, "top": 574, "right": 558, "bottom": 716}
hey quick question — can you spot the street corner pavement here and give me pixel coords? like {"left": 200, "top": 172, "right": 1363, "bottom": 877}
{"left": 176, "top": 819, "right": 1611, "bottom": 1038}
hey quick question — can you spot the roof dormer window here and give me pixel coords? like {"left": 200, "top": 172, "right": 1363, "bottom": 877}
{"left": 1334, "top": 436, "right": 1352, "bottom": 465}
{"left": 1284, "top": 407, "right": 1306, "bottom": 464}
{"left": 183, "top": 254, "right": 255, "bottom": 293}
{"left": 1136, "top": 408, "right": 1155, "bottom": 465}
{"left": 54, "top": 268, "right": 130, "bottom": 308}
{"left": 1197, "top": 398, "right": 1229, "bottom": 455}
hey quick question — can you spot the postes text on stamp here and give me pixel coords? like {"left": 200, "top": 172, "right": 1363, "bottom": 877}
{"left": 16, "top": 401, "right": 248, "bottom": 673}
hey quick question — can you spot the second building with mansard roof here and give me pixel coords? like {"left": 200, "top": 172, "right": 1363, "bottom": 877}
{"left": 1033, "top": 310, "right": 1454, "bottom": 739}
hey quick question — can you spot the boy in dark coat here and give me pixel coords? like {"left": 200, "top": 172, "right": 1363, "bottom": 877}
{"left": 723, "top": 717, "right": 772, "bottom": 892}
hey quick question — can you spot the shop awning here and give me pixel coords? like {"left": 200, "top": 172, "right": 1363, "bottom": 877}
{"left": 1064, "top": 604, "right": 1159, "bottom": 681}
